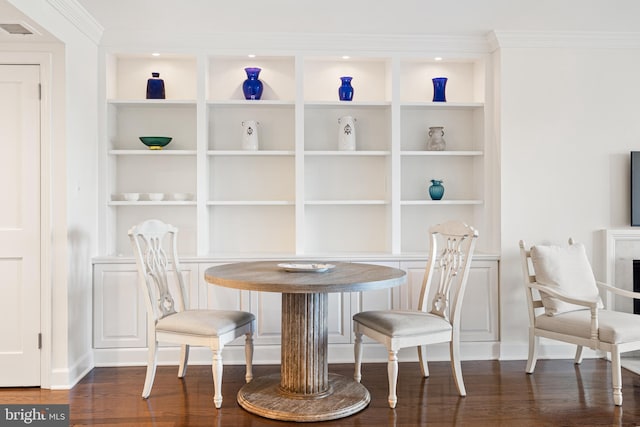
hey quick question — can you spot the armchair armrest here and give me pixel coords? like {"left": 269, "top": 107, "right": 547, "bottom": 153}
{"left": 529, "top": 281, "right": 601, "bottom": 343}
{"left": 528, "top": 282, "right": 600, "bottom": 309}
{"left": 596, "top": 281, "right": 640, "bottom": 300}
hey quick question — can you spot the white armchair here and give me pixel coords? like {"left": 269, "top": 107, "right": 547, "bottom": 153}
{"left": 519, "top": 239, "right": 640, "bottom": 406}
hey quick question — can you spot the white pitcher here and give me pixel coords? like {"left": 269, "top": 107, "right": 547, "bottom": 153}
{"left": 338, "top": 116, "right": 356, "bottom": 151}
{"left": 242, "top": 120, "right": 260, "bottom": 150}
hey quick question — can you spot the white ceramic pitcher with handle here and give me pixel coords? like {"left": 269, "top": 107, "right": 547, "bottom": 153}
{"left": 338, "top": 116, "right": 356, "bottom": 151}
{"left": 242, "top": 120, "right": 260, "bottom": 150}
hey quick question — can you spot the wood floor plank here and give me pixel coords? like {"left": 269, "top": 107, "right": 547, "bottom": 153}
{"left": 1, "top": 359, "right": 639, "bottom": 426}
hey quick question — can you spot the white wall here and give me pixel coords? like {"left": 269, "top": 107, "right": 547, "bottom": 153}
{"left": 497, "top": 36, "right": 640, "bottom": 358}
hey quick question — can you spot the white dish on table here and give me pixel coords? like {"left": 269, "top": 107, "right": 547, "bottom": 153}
{"left": 277, "top": 263, "right": 336, "bottom": 273}
{"left": 123, "top": 192, "right": 139, "bottom": 201}
{"left": 148, "top": 193, "right": 164, "bottom": 201}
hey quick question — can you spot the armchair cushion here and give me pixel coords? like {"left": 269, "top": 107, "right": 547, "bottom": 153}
{"left": 535, "top": 309, "right": 640, "bottom": 344}
{"left": 530, "top": 243, "right": 602, "bottom": 316}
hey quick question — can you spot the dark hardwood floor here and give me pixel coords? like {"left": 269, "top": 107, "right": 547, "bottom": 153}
{"left": 1, "top": 359, "right": 639, "bottom": 426}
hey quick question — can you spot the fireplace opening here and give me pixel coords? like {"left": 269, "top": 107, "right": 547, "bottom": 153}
{"left": 632, "top": 260, "right": 640, "bottom": 314}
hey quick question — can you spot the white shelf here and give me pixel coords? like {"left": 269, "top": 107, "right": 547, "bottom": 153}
{"left": 400, "top": 150, "right": 482, "bottom": 156}
{"left": 109, "top": 201, "right": 197, "bottom": 206}
{"left": 305, "top": 151, "right": 390, "bottom": 156}
{"left": 110, "top": 149, "right": 197, "bottom": 156}
{"left": 306, "top": 200, "right": 389, "bottom": 205}
{"left": 207, "top": 100, "right": 295, "bottom": 107}
{"left": 108, "top": 99, "right": 197, "bottom": 106}
{"left": 207, "top": 150, "right": 295, "bottom": 156}
{"left": 208, "top": 201, "right": 295, "bottom": 206}
{"left": 401, "top": 200, "right": 483, "bottom": 205}
{"left": 400, "top": 101, "right": 484, "bottom": 109}
{"left": 305, "top": 101, "right": 392, "bottom": 108}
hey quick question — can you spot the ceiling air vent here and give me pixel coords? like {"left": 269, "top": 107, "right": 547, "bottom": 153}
{"left": 0, "top": 23, "right": 35, "bottom": 35}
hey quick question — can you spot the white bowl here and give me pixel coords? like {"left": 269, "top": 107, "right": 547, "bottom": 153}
{"left": 148, "top": 193, "right": 164, "bottom": 201}
{"left": 173, "top": 193, "right": 191, "bottom": 201}
{"left": 123, "top": 193, "right": 139, "bottom": 201}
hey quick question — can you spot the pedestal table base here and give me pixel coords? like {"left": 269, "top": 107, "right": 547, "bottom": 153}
{"left": 237, "top": 373, "right": 370, "bottom": 422}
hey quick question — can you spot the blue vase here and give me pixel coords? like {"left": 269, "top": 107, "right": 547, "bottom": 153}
{"left": 146, "top": 72, "right": 165, "bottom": 99}
{"left": 432, "top": 77, "right": 447, "bottom": 102}
{"left": 338, "top": 76, "right": 354, "bottom": 101}
{"left": 243, "top": 67, "right": 263, "bottom": 100}
{"left": 429, "top": 179, "right": 445, "bottom": 200}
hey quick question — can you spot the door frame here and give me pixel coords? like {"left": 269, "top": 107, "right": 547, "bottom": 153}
{"left": 0, "top": 51, "right": 53, "bottom": 388}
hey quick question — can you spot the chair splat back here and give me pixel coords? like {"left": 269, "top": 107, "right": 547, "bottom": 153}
{"left": 143, "top": 233, "right": 176, "bottom": 318}
{"left": 129, "top": 220, "right": 187, "bottom": 321}
{"left": 419, "top": 222, "right": 478, "bottom": 324}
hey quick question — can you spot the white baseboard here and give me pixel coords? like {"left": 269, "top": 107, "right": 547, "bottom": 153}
{"left": 93, "top": 341, "right": 502, "bottom": 367}
{"left": 49, "top": 350, "right": 94, "bottom": 389}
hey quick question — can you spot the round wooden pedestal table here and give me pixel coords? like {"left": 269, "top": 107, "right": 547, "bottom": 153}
{"left": 204, "top": 261, "right": 406, "bottom": 422}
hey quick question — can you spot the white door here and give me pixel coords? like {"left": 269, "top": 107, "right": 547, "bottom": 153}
{"left": 0, "top": 65, "right": 41, "bottom": 386}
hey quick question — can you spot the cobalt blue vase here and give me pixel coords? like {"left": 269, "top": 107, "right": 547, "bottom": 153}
{"left": 243, "top": 67, "right": 263, "bottom": 100}
{"left": 338, "top": 76, "right": 354, "bottom": 101}
{"left": 429, "top": 179, "right": 445, "bottom": 200}
{"left": 146, "top": 72, "right": 165, "bottom": 99}
{"left": 432, "top": 77, "right": 447, "bottom": 102}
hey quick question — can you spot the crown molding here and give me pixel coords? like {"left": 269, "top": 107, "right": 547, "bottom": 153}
{"left": 489, "top": 30, "right": 640, "bottom": 51}
{"left": 47, "top": 0, "right": 103, "bottom": 44}
{"left": 100, "top": 31, "right": 491, "bottom": 57}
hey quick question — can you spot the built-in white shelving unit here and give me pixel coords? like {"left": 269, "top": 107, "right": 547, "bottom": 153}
{"left": 98, "top": 52, "right": 493, "bottom": 258}
{"left": 94, "top": 50, "right": 499, "bottom": 361}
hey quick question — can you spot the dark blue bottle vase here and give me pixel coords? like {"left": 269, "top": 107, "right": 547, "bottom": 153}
{"left": 432, "top": 77, "right": 447, "bottom": 102}
{"left": 338, "top": 76, "right": 354, "bottom": 101}
{"left": 243, "top": 67, "right": 263, "bottom": 100}
{"left": 429, "top": 179, "right": 445, "bottom": 200}
{"left": 146, "top": 72, "right": 165, "bottom": 99}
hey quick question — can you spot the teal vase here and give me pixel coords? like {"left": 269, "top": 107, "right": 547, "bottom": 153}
{"left": 429, "top": 179, "right": 444, "bottom": 200}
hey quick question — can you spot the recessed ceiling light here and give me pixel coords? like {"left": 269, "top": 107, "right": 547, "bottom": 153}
{"left": 434, "top": 57, "right": 443, "bottom": 61}
{"left": 151, "top": 52, "right": 160, "bottom": 57}
{"left": 248, "top": 54, "right": 256, "bottom": 58}
{"left": 342, "top": 55, "right": 350, "bottom": 60}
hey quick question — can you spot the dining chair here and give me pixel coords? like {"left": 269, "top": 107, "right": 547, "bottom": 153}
{"left": 519, "top": 238, "right": 640, "bottom": 405}
{"left": 129, "top": 219, "right": 255, "bottom": 408}
{"left": 353, "top": 220, "right": 478, "bottom": 408}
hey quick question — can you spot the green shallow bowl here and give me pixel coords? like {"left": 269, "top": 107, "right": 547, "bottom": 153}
{"left": 139, "top": 136, "right": 172, "bottom": 150}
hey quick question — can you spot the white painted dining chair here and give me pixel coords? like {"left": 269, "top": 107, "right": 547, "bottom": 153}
{"left": 353, "top": 220, "right": 478, "bottom": 408}
{"left": 519, "top": 238, "right": 640, "bottom": 406}
{"left": 129, "top": 219, "right": 255, "bottom": 408}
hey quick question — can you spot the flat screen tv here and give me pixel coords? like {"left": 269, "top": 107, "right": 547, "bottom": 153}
{"left": 632, "top": 151, "right": 640, "bottom": 226}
